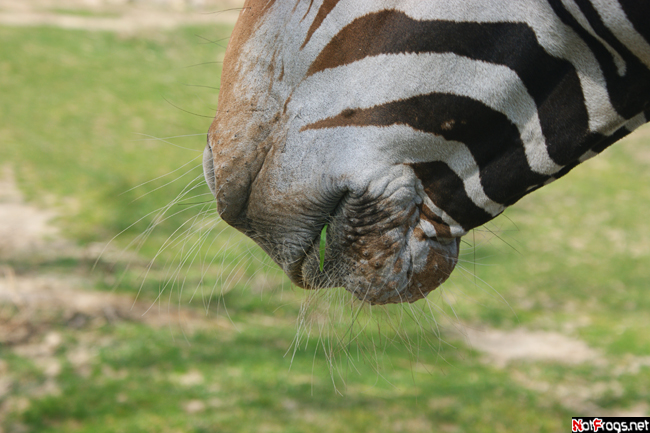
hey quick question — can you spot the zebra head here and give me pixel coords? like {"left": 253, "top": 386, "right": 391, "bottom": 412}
{"left": 204, "top": 0, "right": 650, "bottom": 305}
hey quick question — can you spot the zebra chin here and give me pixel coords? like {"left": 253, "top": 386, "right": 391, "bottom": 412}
{"left": 297, "top": 222, "right": 460, "bottom": 305}
{"left": 286, "top": 179, "right": 461, "bottom": 305}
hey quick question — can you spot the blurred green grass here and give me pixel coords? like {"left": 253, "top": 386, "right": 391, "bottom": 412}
{"left": 0, "top": 22, "right": 649, "bottom": 433}
{"left": 0, "top": 25, "right": 222, "bottom": 244}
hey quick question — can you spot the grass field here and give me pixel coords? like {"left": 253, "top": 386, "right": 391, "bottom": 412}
{"left": 0, "top": 17, "right": 649, "bottom": 433}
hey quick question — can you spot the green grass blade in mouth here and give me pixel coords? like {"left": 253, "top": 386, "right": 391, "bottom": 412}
{"left": 319, "top": 224, "right": 328, "bottom": 272}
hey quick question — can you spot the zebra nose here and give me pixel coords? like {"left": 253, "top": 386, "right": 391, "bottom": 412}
{"left": 202, "top": 143, "right": 217, "bottom": 199}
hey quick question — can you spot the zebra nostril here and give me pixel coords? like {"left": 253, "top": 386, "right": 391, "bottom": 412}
{"left": 202, "top": 143, "right": 217, "bottom": 199}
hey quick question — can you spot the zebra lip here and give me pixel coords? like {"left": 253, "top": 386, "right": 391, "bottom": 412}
{"left": 298, "top": 207, "right": 460, "bottom": 304}
{"left": 292, "top": 194, "right": 349, "bottom": 290}
{"left": 293, "top": 225, "right": 339, "bottom": 290}
{"left": 271, "top": 220, "right": 335, "bottom": 290}
{"left": 202, "top": 143, "right": 217, "bottom": 200}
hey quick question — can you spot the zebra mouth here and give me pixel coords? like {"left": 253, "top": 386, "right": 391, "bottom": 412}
{"left": 296, "top": 175, "right": 460, "bottom": 305}
{"left": 297, "top": 212, "right": 460, "bottom": 305}
{"left": 205, "top": 108, "right": 461, "bottom": 305}
{"left": 205, "top": 130, "right": 460, "bottom": 305}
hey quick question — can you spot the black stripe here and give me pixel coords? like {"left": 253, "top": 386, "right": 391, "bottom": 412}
{"left": 411, "top": 161, "right": 493, "bottom": 230}
{"left": 574, "top": 0, "right": 650, "bottom": 70}
{"left": 548, "top": 113, "right": 644, "bottom": 181}
{"left": 590, "top": 127, "right": 630, "bottom": 155}
{"left": 489, "top": 122, "right": 638, "bottom": 201}
{"left": 553, "top": 162, "right": 580, "bottom": 180}
{"left": 308, "top": 10, "right": 591, "bottom": 166}
{"left": 618, "top": 0, "right": 650, "bottom": 45}
{"left": 301, "top": 0, "right": 341, "bottom": 49}
{"left": 304, "top": 92, "right": 548, "bottom": 209}
{"left": 301, "top": 0, "right": 315, "bottom": 21}
{"left": 548, "top": 0, "right": 650, "bottom": 119}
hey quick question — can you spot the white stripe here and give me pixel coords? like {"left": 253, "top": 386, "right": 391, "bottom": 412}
{"left": 378, "top": 127, "right": 505, "bottom": 216}
{"left": 419, "top": 219, "right": 438, "bottom": 237}
{"left": 293, "top": 52, "right": 562, "bottom": 175}
{"left": 577, "top": 112, "right": 646, "bottom": 162}
{"left": 624, "top": 111, "right": 647, "bottom": 132}
{"left": 298, "top": 0, "right": 625, "bottom": 134}
{"left": 422, "top": 197, "right": 466, "bottom": 238}
{"left": 561, "top": 0, "right": 627, "bottom": 76}
{"left": 578, "top": 150, "right": 598, "bottom": 163}
{"left": 591, "top": 0, "right": 650, "bottom": 72}
{"left": 525, "top": 184, "right": 538, "bottom": 192}
{"left": 297, "top": 125, "right": 505, "bottom": 216}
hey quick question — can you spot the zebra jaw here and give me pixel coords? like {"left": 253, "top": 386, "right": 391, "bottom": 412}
{"left": 204, "top": 137, "right": 460, "bottom": 305}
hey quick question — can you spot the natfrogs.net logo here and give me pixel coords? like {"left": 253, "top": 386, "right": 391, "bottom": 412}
{"left": 572, "top": 417, "right": 650, "bottom": 433}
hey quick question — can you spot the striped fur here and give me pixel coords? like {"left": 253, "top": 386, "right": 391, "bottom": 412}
{"left": 204, "top": 0, "right": 650, "bottom": 304}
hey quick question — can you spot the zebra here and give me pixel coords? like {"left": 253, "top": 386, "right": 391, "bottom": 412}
{"left": 202, "top": 0, "right": 650, "bottom": 305}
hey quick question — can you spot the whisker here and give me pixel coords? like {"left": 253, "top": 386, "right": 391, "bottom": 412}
{"left": 162, "top": 96, "right": 215, "bottom": 119}
{"left": 120, "top": 158, "right": 203, "bottom": 195}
